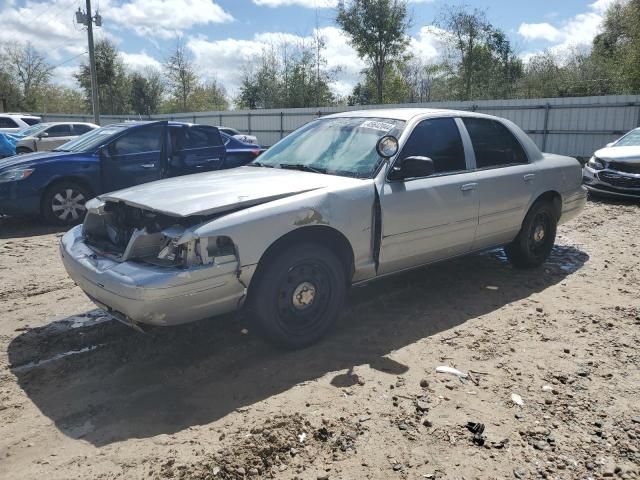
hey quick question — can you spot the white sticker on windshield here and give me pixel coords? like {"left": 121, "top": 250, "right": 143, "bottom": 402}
{"left": 360, "top": 120, "right": 396, "bottom": 132}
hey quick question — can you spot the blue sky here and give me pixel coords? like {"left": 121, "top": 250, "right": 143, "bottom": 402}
{"left": 0, "top": 0, "right": 616, "bottom": 98}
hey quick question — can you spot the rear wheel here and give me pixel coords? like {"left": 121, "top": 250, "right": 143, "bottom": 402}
{"left": 42, "top": 181, "right": 91, "bottom": 226}
{"left": 249, "top": 243, "right": 347, "bottom": 349}
{"left": 504, "top": 201, "right": 557, "bottom": 269}
{"left": 16, "top": 147, "right": 32, "bottom": 155}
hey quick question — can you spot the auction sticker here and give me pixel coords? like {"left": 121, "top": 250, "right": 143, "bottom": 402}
{"left": 360, "top": 120, "right": 396, "bottom": 131}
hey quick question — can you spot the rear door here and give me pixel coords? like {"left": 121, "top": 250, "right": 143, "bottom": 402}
{"left": 460, "top": 117, "right": 538, "bottom": 249}
{"left": 100, "top": 122, "right": 166, "bottom": 192}
{"left": 38, "top": 124, "right": 74, "bottom": 151}
{"left": 378, "top": 117, "right": 480, "bottom": 274}
{"left": 172, "top": 125, "right": 225, "bottom": 175}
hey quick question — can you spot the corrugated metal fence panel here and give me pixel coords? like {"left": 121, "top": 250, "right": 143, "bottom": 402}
{"left": 39, "top": 95, "right": 640, "bottom": 157}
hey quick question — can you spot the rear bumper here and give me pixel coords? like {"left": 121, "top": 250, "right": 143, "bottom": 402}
{"left": 560, "top": 186, "right": 587, "bottom": 224}
{"left": 60, "top": 226, "right": 245, "bottom": 326}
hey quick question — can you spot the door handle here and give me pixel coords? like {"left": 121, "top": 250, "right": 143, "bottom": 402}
{"left": 461, "top": 183, "right": 478, "bottom": 191}
{"left": 141, "top": 163, "right": 156, "bottom": 169}
{"left": 524, "top": 173, "right": 536, "bottom": 182}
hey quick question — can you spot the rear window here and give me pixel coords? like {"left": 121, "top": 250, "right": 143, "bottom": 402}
{"left": 462, "top": 118, "right": 528, "bottom": 168}
{"left": 46, "top": 124, "right": 72, "bottom": 137}
{"left": 21, "top": 117, "right": 41, "bottom": 126}
{"left": 183, "top": 127, "right": 223, "bottom": 149}
{"left": 73, "top": 124, "right": 94, "bottom": 135}
{"left": 615, "top": 129, "right": 640, "bottom": 147}
{"left": 0, "top": 117, "right": 19, "bottom": 128}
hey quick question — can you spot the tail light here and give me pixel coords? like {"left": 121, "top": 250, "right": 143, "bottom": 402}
{"left": 251, "top": 149, "right": 262, "bottom": 157}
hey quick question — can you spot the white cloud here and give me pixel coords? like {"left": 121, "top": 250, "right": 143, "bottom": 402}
{"left": 518, "top": 0, "right": 617, "bottom": 54}
{"left": 120, "top": 51, "right": 163, "bottom": 72}
{"left": 188, "top": 26, "right": 367, "bottom": 97}
{"left": 253, "top": 0, "right": 337, "bottom": 7}
{"left": 409, "top": 26, "right": 446, "bottom": 61}
{"left": 518, "top": 22, "right": 563, "bottom": 42}
{"left": 107, "top": 0, "right": 233, "bottom": 39}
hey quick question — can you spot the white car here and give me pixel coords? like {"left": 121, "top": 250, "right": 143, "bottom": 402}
{"left": 15, "top": 122, "right": 99, "bottom": 154}
{"left": 216, "top": 126, "right": 258, "bottom": 145}
{"left": 583, "top": 127, "right": 640, "bottom": 199}
{"left": 61, "top": 109, "right": 586, "bottom": 348}
{"left": 0, "top": 113, "right": 41, "bottom": 133}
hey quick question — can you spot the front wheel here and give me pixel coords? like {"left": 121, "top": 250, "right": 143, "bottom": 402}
{"left": 16, "top": 147, "right": 32, "bottom": 155}
{"left": 42, "top": 181, "right": 91, "bottom": 226}
{"left": 504, "top": 201, "right": 557, "bottom": 269}
{"left": 249, "top": 243, "right": 347, "bottom": 349}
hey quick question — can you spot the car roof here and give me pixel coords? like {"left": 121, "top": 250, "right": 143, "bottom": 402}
{"left": 0, "top": 113, "right": 41, "bottom": 118}
{"left": 324, "top": 108, "right": 499, "bottom": 122}
{"left": 105, "top": 121, "right": 196, "bottom": 128}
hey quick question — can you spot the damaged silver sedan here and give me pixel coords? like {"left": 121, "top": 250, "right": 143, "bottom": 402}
{"left": 60, "top": 109, "right": 586, "bottom": 348}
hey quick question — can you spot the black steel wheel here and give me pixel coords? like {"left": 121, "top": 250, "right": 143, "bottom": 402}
{"left": 505, "top": 201, "right": 557, "bottom": 269}
{"left": 249, "top": 243, "right": 347, "bottom": 349}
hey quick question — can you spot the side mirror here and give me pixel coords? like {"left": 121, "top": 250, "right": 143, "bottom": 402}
{"left": 605, "top": 142, "right": 615, "bottom": 148}
{"left": 38, "top": 132, "right": 49, "bottom": 139}
{"left": 390, "top": 156, "right": 435, "bottom": 180}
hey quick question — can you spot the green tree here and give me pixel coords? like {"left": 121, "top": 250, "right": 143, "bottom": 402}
{"left": 130, "top": 68, "right": 164, "bottom": 116}
{"left": 164, "top": 39, "right": 198, "bottom": 112}
{"left": 76, "top": 39, "right": 131, "bottom": 115}
{"left": 336, "top": 0, "right": 411, "bottom": 104}
{"left": 3, "top": 42, "right": 52, "bottom": 111}
{"left": 187, "top": 80, "right": 229, "bottom": 111}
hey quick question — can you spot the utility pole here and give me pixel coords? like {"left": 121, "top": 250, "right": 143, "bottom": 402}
{"left": 76, "top": 3, "right": 102, "bottom": 125}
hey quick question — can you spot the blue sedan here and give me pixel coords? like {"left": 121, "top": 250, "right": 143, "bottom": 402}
{"left": 221, "top": 132, "right": 265, "bottom": 168}
{"left": 0, "top": 121, "right": 227, "bottom": 225}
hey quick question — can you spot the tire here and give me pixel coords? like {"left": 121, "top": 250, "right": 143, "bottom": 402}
{"left": 42, "top": 181, "right": 92, "bottom": 226}
{"left": 16, "top": 147, "right": 32, "bottom": 155}
{"left": 249, "top": 243, "right": 347, "bottom": 349}
{"left": 504, "top": 200, "right": 557, "bottom": 269}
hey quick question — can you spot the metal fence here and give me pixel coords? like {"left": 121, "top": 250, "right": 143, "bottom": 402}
{"left": 40, "top": 95, "right": 640, "bottom": 158}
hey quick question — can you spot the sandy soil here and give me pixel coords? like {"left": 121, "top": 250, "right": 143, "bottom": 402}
{"left": 0, "top": 198, "right": 639, "bottom": 480}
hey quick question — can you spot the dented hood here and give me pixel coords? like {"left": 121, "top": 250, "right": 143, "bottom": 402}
{"left": 99, "top": 166, "right": 360, "bottom": 217}
{"left": 594, "top": 145, "right": 640, "bottom": 162}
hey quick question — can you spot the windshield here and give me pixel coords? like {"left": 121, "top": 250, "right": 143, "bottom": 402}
{"left": 254, "top": 117, "right": 405, "bottom": 178}
{"left": 54, "top": 125, "right": 127, "bottom": 152}
{"left": 19, "top": 124, "right": 49, "bottom": 137}
{"left": 615, "top": 129, "right": 640, "bottom": 147}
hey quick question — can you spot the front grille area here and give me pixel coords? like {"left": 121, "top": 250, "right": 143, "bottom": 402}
{"left": 599, "top": 171, "right": 640, "bottom": 189}
{"left": 608, "top": 161, "right": 640, "bottom": 174}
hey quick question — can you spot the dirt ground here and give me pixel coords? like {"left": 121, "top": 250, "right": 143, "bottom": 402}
{"left": 0, "top": 198, "right": 639, "bottom": 480}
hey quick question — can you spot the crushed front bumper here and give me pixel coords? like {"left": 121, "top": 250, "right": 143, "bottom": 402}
{"left": 60, "top": 225, "right": 246, "bottom": 327}
{"left": 583, "top": 166, "right": 640, "bottom": 199}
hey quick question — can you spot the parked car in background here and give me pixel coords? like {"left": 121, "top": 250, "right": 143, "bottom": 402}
{"left": 0, "top": 121, "right": 226, "bottom": 225}
{"left": 583, "top": 127, "right": 640, "bottom": 199}
{"left": 15, "top": 122, "right": 99, "bottom": 154}
{"left": 0, "top": 113, "right": 41, "bottom": 133}
{"left": 60, "top": 109, "right": 586, "bottom": 349}
{"left": 216, "top": 126, "right": 258, "bottom": 144}
{"left": 221, "top": 132, "right": 265, "bottom": 168}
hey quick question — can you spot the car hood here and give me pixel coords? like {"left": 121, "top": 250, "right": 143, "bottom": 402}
{"left": 100, "top": 166, "right": 365, "bottom": 217}
{"left": 0, "top": 150, "right": 82, "bottom": 171}
{"left": 594, "top": 146, "right": 640, "bottom": 162}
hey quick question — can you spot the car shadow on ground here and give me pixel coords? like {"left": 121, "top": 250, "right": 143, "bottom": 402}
{"left": 0, "top": 215, "right": 68, "bottom": 239}
{"left": 8, "top": 244, "right": 589, "bottom": 447}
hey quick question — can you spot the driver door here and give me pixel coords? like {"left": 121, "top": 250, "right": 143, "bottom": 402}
{"left": 100, "top": 122, "right": 166, "bottom": 192}
{"left": 378, "top": 117, "right": 480, "bottom": 275}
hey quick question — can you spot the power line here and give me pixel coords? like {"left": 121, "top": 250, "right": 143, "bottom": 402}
{"left": 51, "top": 51, "right": 88, "bottom": 69}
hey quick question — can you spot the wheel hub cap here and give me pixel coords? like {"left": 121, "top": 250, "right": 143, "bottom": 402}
{"left": 292, "top": 281, "right": 316, "bottom": 310}
{"left": 51, "top": 188, "right": 86, "bottom": 221}
{"left": 533, "top": 224, "right": 545, "bottom": 243}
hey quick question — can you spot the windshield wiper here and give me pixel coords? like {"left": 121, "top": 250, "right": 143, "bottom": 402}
{"left": 248, "top": 161, "right": 274, "bottom": 168}
{"left": 279, "top": 163, "right": 327, "bottom": 174}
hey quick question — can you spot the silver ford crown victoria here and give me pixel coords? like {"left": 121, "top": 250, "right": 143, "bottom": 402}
{"left": 60, "top": 109, "right": 586, "bottom": 348}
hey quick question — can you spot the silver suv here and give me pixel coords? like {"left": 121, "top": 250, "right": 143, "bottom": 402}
{"left": 15, "top": 122, "right": 98, "bottom": 154}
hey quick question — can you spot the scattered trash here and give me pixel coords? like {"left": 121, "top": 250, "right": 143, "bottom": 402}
{"left": 466, "top": 421, "right": 486, "bottom": 446}
{"left": 298, "top": 432, "right": 307, "bottom": 443}
{"left": 436, "top": 365, "right": 468, "bottom": 379}
{"left": 486, "top": 285, "right": 499, "bottom": 290}
{"left": 511, "top": 393, "right": 524, "bottom": 406}
{"left": 240, "top": 328, "right": 249, "bottom": 334}
{"left": 542, "top": 385, "right": 553, "bottom": 392}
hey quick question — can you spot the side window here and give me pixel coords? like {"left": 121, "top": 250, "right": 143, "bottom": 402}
{"left": 399, "top": 118, "right": 466, "bottom": 174}
{"left": 0, "top": 117, "right": 19, "bottom": 128}
{"left": 110, "top": 124, "right": 163, "bottom": 156}
{"left": 73, "top": 124, "right": 93, "bottom": 135}
{"left": 46, "top": 124, "right": 72, "bottom": 137}
{"left": 462, "top": 118, "right": 528, "bottom": 168}
{"left": 183, "top": 127, "right": 223, "bottom": 149}
{"left": 21, "top": 117, "right": 40, "bottom": 126}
